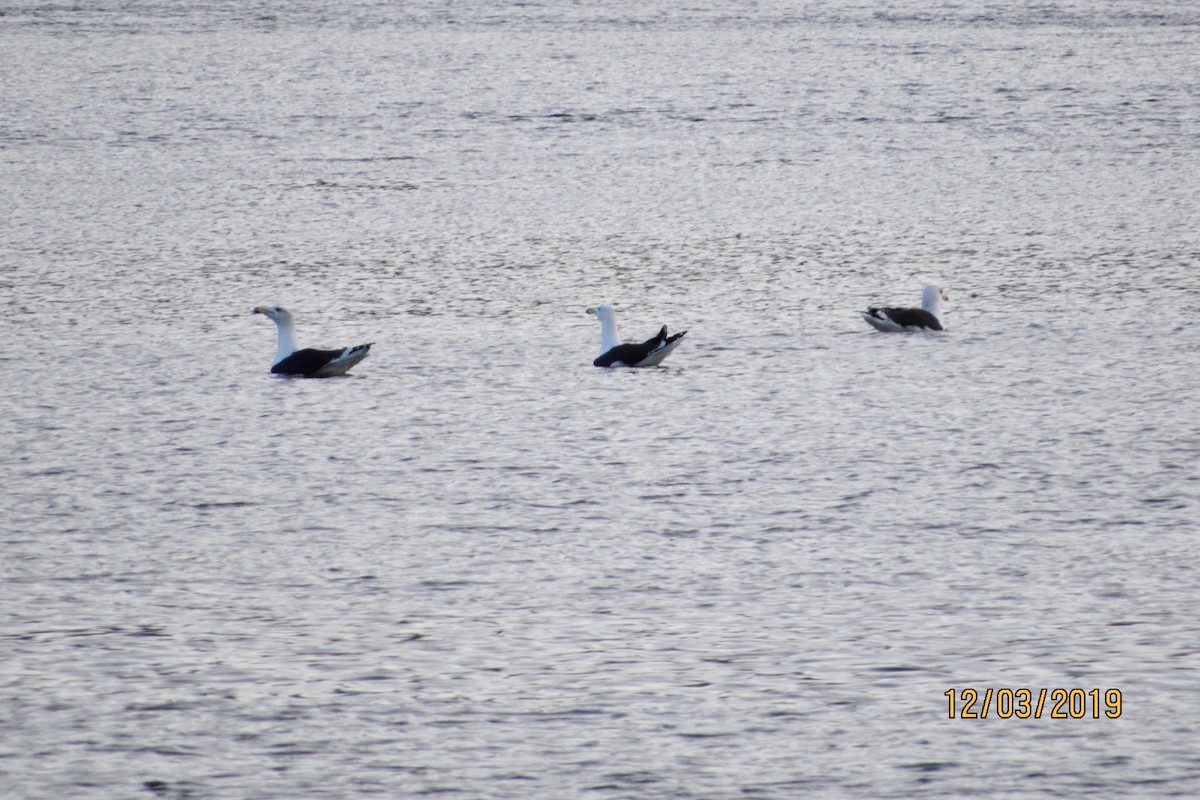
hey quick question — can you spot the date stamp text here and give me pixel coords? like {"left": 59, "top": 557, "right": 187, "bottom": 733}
{"left": 945, "top": 688, "right": 1122, "bottom": 719}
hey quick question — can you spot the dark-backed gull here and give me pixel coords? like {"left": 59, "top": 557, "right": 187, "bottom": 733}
{"left": 861, "top": 285, "right": 947, "bottom": 332}
{"left": 586, "top": 304, "right": 687, "bottom": 368}
{"left": 253, "top": 305, "right": 372, "bottom": 377}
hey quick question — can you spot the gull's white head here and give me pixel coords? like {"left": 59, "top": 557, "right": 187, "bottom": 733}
{"left": 921, "top": 285, "right": 947, "bottom": 314}
{"left": 586, "top": 304, "right": 616, "bottom": 324}
{"left": 253, "top": 305, "right": 294, "bottom": 325}
{"left": 586, "top": 304, "right": 620, "bottom": 352}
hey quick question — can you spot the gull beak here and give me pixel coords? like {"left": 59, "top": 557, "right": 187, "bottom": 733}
{"left": 586, "top": 307, "right": 596, "bottom": 315}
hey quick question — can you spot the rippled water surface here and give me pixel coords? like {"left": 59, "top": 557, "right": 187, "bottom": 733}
{"left": 3, "top": 2, "right": 1199, "bottom": 798}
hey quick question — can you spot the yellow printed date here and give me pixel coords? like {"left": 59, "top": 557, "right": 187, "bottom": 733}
{"left": 945, "top": 688, "right": 1122, "bottom": 719}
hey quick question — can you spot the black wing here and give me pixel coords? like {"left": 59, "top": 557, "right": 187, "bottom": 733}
{"left": 593, "top": 327, "right": 677, "bottom": 368}
{"left": 867, "top": 306, "right": 943, "bottom": 330}
{"left": 272, "top": 347, "right": 346, "bottom": 375}
{"left": 594, "top": 341, "right": 655, "bottom": 368}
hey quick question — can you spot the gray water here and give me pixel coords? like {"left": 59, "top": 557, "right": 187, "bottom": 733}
{"left": 3, "top": 2, "right": 1199, "bottom": 798}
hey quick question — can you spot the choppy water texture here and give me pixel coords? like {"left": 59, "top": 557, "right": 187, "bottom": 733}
{"left": 3, "top": 2, "right": 1199, "bottom": 798}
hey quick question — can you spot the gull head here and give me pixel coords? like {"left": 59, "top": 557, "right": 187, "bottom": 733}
{"left": 253, "top": 305, "right": 294, "bottom": 325}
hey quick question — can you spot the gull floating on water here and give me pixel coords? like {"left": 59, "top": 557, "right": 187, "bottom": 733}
{"left": 586, "top": 304, "right": 687, "bottom": 367}
{"left": 861, "top": 284, "right": 947, "bottom": 332}
{"left": 253, "top": 305, "right": 372, "bottom": 376}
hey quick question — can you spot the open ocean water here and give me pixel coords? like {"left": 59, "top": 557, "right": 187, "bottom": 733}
{"left": 2, "top": 1, "right": 1199, "bottom": 798}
